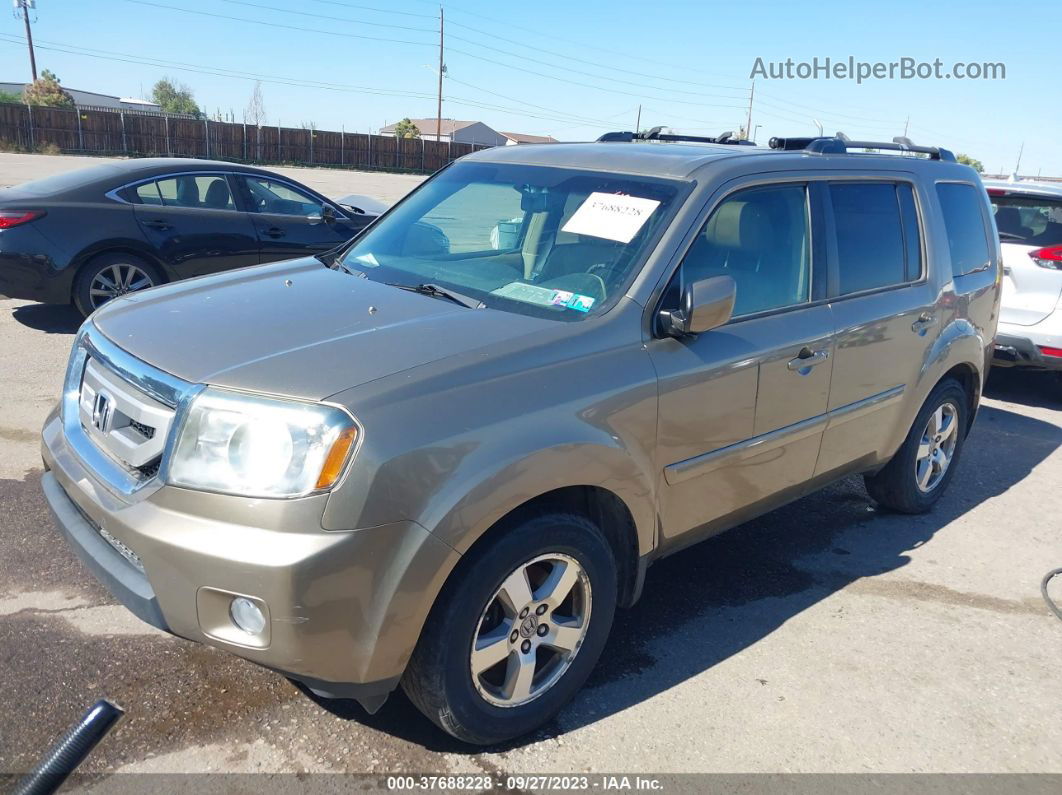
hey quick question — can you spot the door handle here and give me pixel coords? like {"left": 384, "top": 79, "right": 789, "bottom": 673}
{"left": 262, "top": 226, "right": 286, "bottom": 238}
{"left": 787, "top": 347, "right": 830, "bottom": 371}
{"left": 911, "top": 312, "right": 938, "bottom": 335}
{"left": 142, "top": 219, "right": 172, "bottom": 230}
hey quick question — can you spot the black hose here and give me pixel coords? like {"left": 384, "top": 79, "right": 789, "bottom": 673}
{"left": 13, "top": 700, "right": 124, "bottom": 795}
{"left": 1043, "top": 568, "right": 1062, "bottom": 623}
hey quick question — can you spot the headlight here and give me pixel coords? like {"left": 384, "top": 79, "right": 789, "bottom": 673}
{"left": 166, "top": 387, "right": 358, "bottom": 498}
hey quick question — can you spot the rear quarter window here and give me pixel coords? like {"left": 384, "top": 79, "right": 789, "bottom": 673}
{"left": 936, "top": 183, "right": 991, "bottom": 277}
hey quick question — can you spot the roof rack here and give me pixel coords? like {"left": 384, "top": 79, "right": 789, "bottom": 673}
{"left": 768, "top": 133, "right": 955, "bottom": 162}
{"left": 597, "top": 126, "right": 757, "bottom": 146}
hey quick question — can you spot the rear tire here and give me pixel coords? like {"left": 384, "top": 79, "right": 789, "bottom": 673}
{"left": 864, "top": 379, "right": 969, "bottom": 514}
{"left": 402, "top": 512, "right": 617, "bottom": 745}
{"left": 73, "top": 253, "right": 162, "bottom": 317}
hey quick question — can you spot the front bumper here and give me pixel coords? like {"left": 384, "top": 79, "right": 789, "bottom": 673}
{"left": 41, "top": 409, "right": 460, "bottom": 709}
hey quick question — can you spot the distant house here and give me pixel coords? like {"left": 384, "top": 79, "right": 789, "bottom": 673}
{"left": 0, "top": 82, "right": 161, "bottom": 112}
{"left": 379, "top": 118, "right": 508, "bottom": 146}
{"left": 500, "top": 131, "right": 559, "bottom": 145}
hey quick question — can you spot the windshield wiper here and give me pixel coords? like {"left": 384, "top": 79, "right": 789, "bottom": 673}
{"left": 998, "top": 231, "right": 1026, "bottom": 241}
{"left": 386, "top": 282, "right": 485, "bottom": 309}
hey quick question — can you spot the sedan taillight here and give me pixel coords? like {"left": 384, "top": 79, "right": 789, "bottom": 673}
{"left": 0, "top": 210, "right": 46, "bottom": 229}
{"left": 1029, "top": 244, "right": 1062, "bottom": 270}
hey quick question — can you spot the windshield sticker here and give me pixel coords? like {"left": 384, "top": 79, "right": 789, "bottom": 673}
{"left": 492, "top": 282, "right": 596, "bottom": 312}
{"left": 353, "top": 252, "right": 380, "bottom": 267}
{"left": 561, "top": 192, "right": 662, "bottom": 244}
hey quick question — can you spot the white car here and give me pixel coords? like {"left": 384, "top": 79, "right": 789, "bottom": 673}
{"left": 984, "top": 179, "right": 1062, "bottom": 385}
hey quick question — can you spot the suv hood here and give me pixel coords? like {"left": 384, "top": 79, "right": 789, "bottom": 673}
{"left": 93, "top": 258, "right": 550, "bottom": 400}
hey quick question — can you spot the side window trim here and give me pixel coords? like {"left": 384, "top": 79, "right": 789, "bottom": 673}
{"left": 823, "top": 178, "right": 927, "bottom": 302}
{"left": 108, "top": 171, "right": 239, "bottom": 212}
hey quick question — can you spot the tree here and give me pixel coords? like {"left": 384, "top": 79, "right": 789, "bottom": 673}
{"left": 152, "top": 78, "right": 201, "bottom": 117}
{"left": 243, "top": 81, "right": 266, "bottom": 126}
{"left": 956, "top": 153, "right": 984, "bottom": 173}
{"left": 393, "top": 118, "right": 420, "bottom": 139}
{"left": 0, "top": 89, "right": 21, "bottom": 104}
{"left": 24, "top": 70, "right": 74, "bottom": 108}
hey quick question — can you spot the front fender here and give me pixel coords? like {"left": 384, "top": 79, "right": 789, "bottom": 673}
{"left": 421, "top": 438, "right": 657, "bottom": 558}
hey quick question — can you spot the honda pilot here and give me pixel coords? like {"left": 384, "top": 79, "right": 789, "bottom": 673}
{"left": 41, "top": 131, "right": 1000, "bottom": 744}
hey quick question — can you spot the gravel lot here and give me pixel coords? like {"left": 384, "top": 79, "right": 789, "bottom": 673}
{"left": 1, "top": 154, "right": 1061, "bottom": 782}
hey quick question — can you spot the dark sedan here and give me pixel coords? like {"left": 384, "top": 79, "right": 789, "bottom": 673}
{"left": 0, "top": 158, "right": 379, "bottom": 316}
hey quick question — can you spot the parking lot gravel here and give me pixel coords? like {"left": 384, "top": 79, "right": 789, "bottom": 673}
{"left": 1, "top": 154, "right": 1061, "bottom": 780}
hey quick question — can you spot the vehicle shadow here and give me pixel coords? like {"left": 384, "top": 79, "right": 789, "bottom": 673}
{"left": 307, "top": 403, "right": 1061, "bottom": 752}
{"left": 984, "top": 367, "right": 1061, "bottom": 410}
{"left": 10, "top": 303, "right": 82, "bottom": 334}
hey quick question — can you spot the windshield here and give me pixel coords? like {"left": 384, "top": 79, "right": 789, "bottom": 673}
{"left": 337, "top": 162, "right": 685, "bottom": 320}
{"left": 990, "top": 193, "right": 1062, "bottom": 246}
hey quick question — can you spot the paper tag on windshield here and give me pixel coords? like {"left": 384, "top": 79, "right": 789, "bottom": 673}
{"left": 561, "top": 192, "right": 661, "bottom": 244}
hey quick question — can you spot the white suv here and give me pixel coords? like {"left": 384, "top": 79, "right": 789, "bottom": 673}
{"left": 985, "top": 179, "right": 1062, "bottom": 384}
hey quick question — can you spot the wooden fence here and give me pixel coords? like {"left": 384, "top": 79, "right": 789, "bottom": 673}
{"left": 0, "top": 102, "right": 491, "bottom": 174}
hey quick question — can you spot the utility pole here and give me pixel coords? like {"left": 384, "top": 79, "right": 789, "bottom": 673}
{"left": 634, "top": 105, "right": 641, "bottom": 134}
{"left": 16, "top": 0, "right": 37, "bottom": 82}
{"left": 436, "top": 6, "right": 444, "bottom": 143}
{"left": 744, "top": 80, "right": 755, "bottom": 139}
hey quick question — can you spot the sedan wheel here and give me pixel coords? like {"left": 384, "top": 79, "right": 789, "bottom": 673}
{"left": 88, "top": 262, "right": 155, "bottom": 309}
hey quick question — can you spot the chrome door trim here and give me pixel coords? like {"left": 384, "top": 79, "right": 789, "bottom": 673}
{"left": 664, "top": 384, "right": 906, "bottom": 486}
{"left": 664, "top": 412, "right": 828, "bottom": 486}
{"left": 824, "top": 385, "right": 906, "bottom": 429}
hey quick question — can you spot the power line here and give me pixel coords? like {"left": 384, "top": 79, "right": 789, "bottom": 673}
{"left": 207, "top": 0, "right": 748, "bottom": 102}
{"left": 121, "top": 0, "right": 436, "bottom": 47}
{"left": 305, "top": 0, "right": 435, "bottom": 19}
{"left": 445, "top": 31, "right": 749, "bottom": 102}
{"left": 219, "top": 0, "right": 435, "bottom": 33}
{"left": 0, "top": 35, "right": 437, "bottom": 100}
{"left": 0, "top": 35, "right": 624, "bottom": 131}
{"left": 445, "top": 18, "right": 748, "bottom": 93}
{"left": 445, "top": 46, "right": 748, "bottom": 110}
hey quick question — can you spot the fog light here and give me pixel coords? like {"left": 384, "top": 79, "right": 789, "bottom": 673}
{"left": 229, "top": 596, "right": 266, "bottom": 635}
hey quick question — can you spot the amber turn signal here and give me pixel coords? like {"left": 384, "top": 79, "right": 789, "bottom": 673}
{"left": 315, "top": 426, "right": 358, "bottom": 489}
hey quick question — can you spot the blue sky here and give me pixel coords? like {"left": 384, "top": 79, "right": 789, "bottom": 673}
{"left": 1, "top": 0, "right": 1058, "bottom": 176}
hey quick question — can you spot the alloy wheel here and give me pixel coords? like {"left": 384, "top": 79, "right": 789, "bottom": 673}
{"left": 89, "top": 263, "right": 154, "bottom": 309}
{"left": 915, "top": 401, "right": 959, "bottom": 492}
{"left": 470, "top": 553, "right": 592, "bottom": 708}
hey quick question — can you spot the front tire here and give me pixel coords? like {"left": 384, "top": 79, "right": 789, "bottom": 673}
{"left": 864, "top": 379, "right": 969, "bottom": 514}
{"left": 73, "top": 253, "right": 162, "bottom": 317}
{"left": 402, "top": 512, "right": 617, "bottom": 745}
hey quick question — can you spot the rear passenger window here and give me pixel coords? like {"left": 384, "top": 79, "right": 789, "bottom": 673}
{"left": 830, "top": 183, "right": 909, "bottom": 294}
{"left": 936, "top": 183, "right": 991, "bottom": 277}
{"left": 678, "top": 184, "right": 810, "bottom": 317}
{"left": 152, "top": 175, "right": 235, "bottom": 211}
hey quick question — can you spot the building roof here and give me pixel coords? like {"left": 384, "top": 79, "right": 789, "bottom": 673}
{"left": 500, "top": 131, "right": 558, "bottom": 144}
{"left": 379, "top": 118, "right": 480, "bottom": 135}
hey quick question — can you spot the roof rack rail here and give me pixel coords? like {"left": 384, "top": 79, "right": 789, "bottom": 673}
{"left": 598, "top": 126, "right": 757, "bottom": 146}
{"left": 768, "top": 133, "right": 955, "bottom": 162}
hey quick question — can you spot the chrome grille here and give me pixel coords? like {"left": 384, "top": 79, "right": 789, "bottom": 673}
{"left": 77, "top": 357, "right": 175, "bottom": 478}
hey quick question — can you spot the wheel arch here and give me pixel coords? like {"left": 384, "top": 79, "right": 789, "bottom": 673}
{"left": 454, "top": 484, "right": 643, "bottom": 609}
{"left": 69, "top": 241, "right": 172, "bottom": 301}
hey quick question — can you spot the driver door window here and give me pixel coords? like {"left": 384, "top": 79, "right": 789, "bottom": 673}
{"left": 675, "top": 184, "right": 811, "bottom": 317}
{"left": 242, "top": 176, "right": 325, "bottom": 217}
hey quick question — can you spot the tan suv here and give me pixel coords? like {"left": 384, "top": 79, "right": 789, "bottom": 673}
{"left": 41, "top": 131, "right": 1000, "bottom": 744}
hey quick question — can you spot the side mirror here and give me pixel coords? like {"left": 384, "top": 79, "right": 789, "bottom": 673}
{"left": 309, "top": 205, "right": 336, "bottom": 225}
{"left": 660, "top": 275, "right": 736, "bottom": 338}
